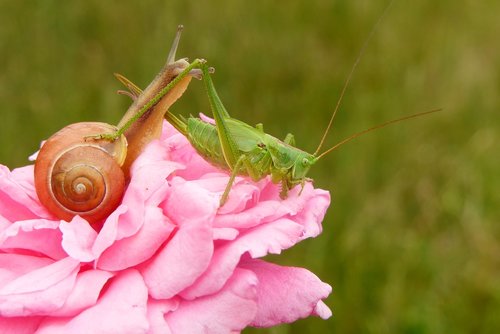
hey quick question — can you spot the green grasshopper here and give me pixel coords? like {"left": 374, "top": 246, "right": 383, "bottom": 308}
{"left": 116, "top": 60, "right": 436, "bottom": 206}
{"left": 110, "top": 23, "right": 437, "bottom": 206}
{"left": 167, "top": 62, "right": 318, "bottom": 203}
{"left": 164, "top": 64, "right": 437, "bottom": 206}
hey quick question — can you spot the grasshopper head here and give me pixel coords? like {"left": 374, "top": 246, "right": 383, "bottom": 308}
{"left": 292, "top": 153, "right": 318, "bottom": 182}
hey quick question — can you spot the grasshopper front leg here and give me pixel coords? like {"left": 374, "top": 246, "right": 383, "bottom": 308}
{"left": 220, "top": 154, "right": 247, "bottom": 206}
{"left": 201, "top": 64, "right": 240, "bottom": 169}
{"left": 220, "top": 152, "right": 270, "bottom": 206}
{"left": 200, "top": 64, "right": 256, "bottom": 205}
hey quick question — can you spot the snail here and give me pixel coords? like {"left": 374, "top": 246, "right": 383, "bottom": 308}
{"left": 34, "top": 25, "right": 199, "bottom": 224}
{"left": 34, "top": 122, "right": 127, "bottom": 224}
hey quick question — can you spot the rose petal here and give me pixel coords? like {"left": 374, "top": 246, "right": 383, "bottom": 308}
{"left": 10, "top": 166, "right": 37, "bottom": 196}
{"left": 0, "top": 219, "right": 65, "bottom": 259}
{"left": 165, "top": 268, "right": 258, "bottom": 334}
{"left": 162, "top": 179, "right": 219, "bottom": 227}
{"left": 162, "top": 123, "right": 219, "bottom": 180}
{"left": 214, "top": 200, "right": 292, "bottom": 229}
{"left": 141, "top": 180, "right": 219, "bottom": 298}
{"left": 50, "top": 269, "right": 114, "bottom": 317}
{"left": 0, "top": 165, "right": 52, "bottom": 221}
{"left": 0, "top": 254, "right": 53, "bottom": 287}
{"left": 117, "top": 142, "right": 182, "bottom": 240}
{"left": 97, "top": 206, "right": 174, "bottom": 271}
{"left": 146, "top": 299, "right": 179, "bottom": 334}
{"left": 214, "top": 180, "right": 261, "bottom": 214}
{"left": 240, "top": 259, "right": 332, "bottom": 326}
{"left": 141, "top": 224, "right": 214, "bottom": 299}
{"left": 198, "top": 113, "right": 215, "bottom": 125}
{"left": 290, "top": 187, "right": 330, "bottom": 239}
{"left": 313, "top": 300, "right": 333, "bottom": 319}
{"left": 0, "top": 257, "right": 80, "bottom": 316}
{"left": 213, "top": 227, "right": 239, "bottom": 241}
{"left": 60, "top": 216, "right": 98, "bottom": 262}
{"left": 36, "top": 269, "right": 149, "bottom": 334}
{"left": 0, "top": 316, "right": 43, "bottom": 334}
{"left": 181, "top": 217, "right": 303, "bottom": 299}
{"left": 91, "top": 204, "right": 128, "bottom": 258}
{"left": 0, "top": 215, "right": 10, "bottom": 233}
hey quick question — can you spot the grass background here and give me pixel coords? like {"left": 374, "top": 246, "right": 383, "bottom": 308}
{"left": 0, "top": 0, "right": 498, "bottom": 333}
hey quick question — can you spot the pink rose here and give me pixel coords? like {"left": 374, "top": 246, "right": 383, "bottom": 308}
{"left": 0, "top": 121, "right": 332, "bottom": 333}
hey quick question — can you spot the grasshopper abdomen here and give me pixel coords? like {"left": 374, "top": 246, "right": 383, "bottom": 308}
{"left": 186, "top": 118, "right": 227, "bottom": 170}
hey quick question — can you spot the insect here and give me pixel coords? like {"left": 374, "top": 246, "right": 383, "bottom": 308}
{"left": 114, "top": 26, "right": 437, "bottom": 207}
{"left": 164, "top": 65, "right": 437, "bottom": 206}
{"left": 33, "top": 26, "right": 201, "bottom": 224}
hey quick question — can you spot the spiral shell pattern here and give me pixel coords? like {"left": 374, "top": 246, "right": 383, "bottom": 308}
{"left": 34, "top": 122, "right": 127, "bottom": 224}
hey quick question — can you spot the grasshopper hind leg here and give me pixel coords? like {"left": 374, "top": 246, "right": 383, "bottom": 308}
{"left": 220, "top": 153, "right": 267, "bottom": 206}
{"left": 220, "top": 154, "right": 247, "bottom": 206}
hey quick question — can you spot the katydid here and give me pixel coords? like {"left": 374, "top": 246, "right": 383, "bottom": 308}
{"left": 163, "top": 64, "right": 438, "bottom": 206}
{"left": 106, "top": 4, "right": 437, "bottom": 206}
{"left": 116, "top": 61, "right": 437, "bottom": 206}
{"left": 111, "top": 40, "right": 436, "bottom": 206}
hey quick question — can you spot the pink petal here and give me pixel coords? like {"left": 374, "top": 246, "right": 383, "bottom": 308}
{"left": 10, "top": 166, "right": 39, "bottom": 198}
{"left": 36, "top": 269, "right": 149, "bottom": 334}
{"left": 0, "top": 219, "right": 66, "bottom": 259}
{"left": 313, "top": 300, "right": 333, "bottom": 319}
{"left": 141, "top": 224, "right": 214, "bottom": 299}
{"left": 198, "top": 112, "right": 215, "bottom": 124}
{"left": 162, "top": 179, "right": 219, "bottom": 227}
{"left": 0, "top": 257, "right": 80, "bottom": 316}
{"left": 214, "top": 200, "right": 293, "bottom": 229}
{"left": 211, "top": 179, "right": 261, "bottom": 214}
{"left": 167, "top": 174, "right": 260, "bottom": 216}
{"left": 91, "top": 204, "right": 128, "bottom": 258}
{"left": 146, "top": 299, "right": 179, "bottom": 334}
{"left": 214, "top": 182, "right": 329, "bottom": 230}
{"left": 141, "top": 180, "right": 219, "bottom": 298}
{"left": 213, "top": 227, "right": 239, "bottom": 241}
{"left": 60, "top": 216, "right": 98, "bottom": 262}
{"left": 240, "top": 259, "right": 332, "bottom": 327}
{"left": 165, "top": 268, "right": 258, "bottom": 334}
{"left": 0, "top": 215, "right": 10, "bottom": 232}
{"left": 117, "top": 142, "right": 182, "bottom": 239}
{"left": 181, "top": 217, "right": 303, "bottom": 299}
{"left": 50, "top": 269, "right": 114, "bottom": 317}
{"left": 0, "top": 254, "right": 53, "bottom": 287}
{"left": 291, "top": 187, "right": 330, "bottom": 239}
{"left": 0, "top": 165, "right": 52, "bottom": 221}
{"left": 0, "top": 316, "right": 43, "bottom": 334}
{"left": 97, "top": 206, "right": 174, "bottom": 271}
{"left": 161, "top": 125, "right": 219, "bottom": 179}
{"left": 174, "top": 173, "right": 237, "bottom": 194}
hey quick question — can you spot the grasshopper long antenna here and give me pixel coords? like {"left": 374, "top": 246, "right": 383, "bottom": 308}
{"left": 315, "top": 109, "right": 441, "bottom": 160}
{"left": 166, "top": 25, "right": 184, "bottom": 64}
{"left": 314, "top": 0, "right": 395, "bottom": 156}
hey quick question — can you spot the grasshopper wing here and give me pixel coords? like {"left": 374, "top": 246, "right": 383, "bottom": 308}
{"left": 225, "top": 118, "right": 264, "bottom": 153}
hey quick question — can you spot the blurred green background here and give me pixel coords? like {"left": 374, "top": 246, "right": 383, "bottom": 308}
{"left": 0, "top": 0, "right": 498, "bottom": 333}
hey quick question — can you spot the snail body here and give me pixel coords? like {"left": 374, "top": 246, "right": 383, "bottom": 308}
{"left": 33, "top": 26, "right": 195, "bottom": 225}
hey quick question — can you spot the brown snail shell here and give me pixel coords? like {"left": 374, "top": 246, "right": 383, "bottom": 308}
{"left": 34, "top": 122, "right": 127, "bottom": 224}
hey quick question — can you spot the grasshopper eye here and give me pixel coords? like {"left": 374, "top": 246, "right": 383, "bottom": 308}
{"left": 302, "top": 158, "right": 309, "bottom": 166}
